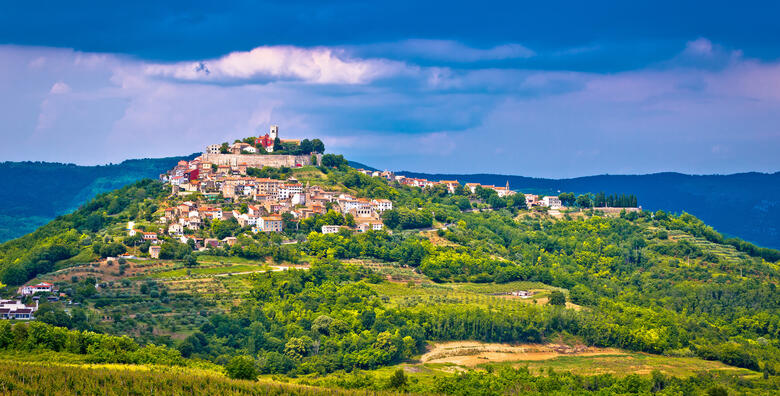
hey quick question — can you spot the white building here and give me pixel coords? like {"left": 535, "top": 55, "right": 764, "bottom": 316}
{"left": 168, "top": 223, "right": 183, "bottom": 236}
{"left": 278, "top": 183, "right": 304, "bottom": 200}
{"left": 357, "top": 222, "right": 384, "bottom": 232}
{"left": 541, "top": 196, "right": 562, "bottom": 209}
{"left": 371, "top": 199, "right": 393, "bottom": 212}
{"left": 321, "top": 225, "right": 342, "bottom": 234}
{"left": 258, "top": 216, "right": 283, "bottom": 232}
{"left": 19, "top": 282, "right": 53, "bottom": 296}
{"left": 207, "top": 144, "right": 221, "bottom": 154}
{"left": 0, "top": 299, "right": 36, "bottom": 320}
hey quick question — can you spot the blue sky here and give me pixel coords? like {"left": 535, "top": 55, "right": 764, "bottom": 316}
{"left": 1, "top": 1, "right": 779, "bottom": 177}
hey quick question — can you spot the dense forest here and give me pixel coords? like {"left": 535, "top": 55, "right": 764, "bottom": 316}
{"left": 0, "top": 163, "right": 779, "bottom": 394}
{"left": 0, "top": 155, "right": 196, "bottom": 242}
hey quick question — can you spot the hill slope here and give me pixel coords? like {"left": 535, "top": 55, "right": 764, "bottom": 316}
{"left": 1, "top": 163, "right": 779, "bottom": 394}
{"left": 397, "top": 170, "right": 780, "bottom": 249}
{"left": 0, "top": 155, "right": 197, "bottom": 242}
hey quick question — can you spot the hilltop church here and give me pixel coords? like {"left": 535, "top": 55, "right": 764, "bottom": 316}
{"left": 255, "top": 125, "right": 300, "bottom": 153}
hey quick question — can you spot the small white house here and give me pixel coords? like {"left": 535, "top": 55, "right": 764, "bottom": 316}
{"left": 18, "top": 282, "right": 53, "bottom": 296}
{"left": 371, "top": 199, "right": 393, "bottom": 212}
{"left": 0, "top": 299, "right": 37, "bottom": 320}
{"left": 321, "top": 225, "right": 342, "bottom": 234}
{"left": 541, "top": 196, "right": 562, "bottom": 209}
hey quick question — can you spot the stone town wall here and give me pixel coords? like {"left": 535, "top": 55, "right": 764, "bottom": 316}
{"left": 200, "top": 153, "right": 321, "bottom": 167}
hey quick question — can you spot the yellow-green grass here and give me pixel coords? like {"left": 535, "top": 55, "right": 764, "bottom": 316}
{"left": 0, "top": 359, "right": 381, "bottom": 396}
{"left": 369, "top": 280, "right": 564, "bottom": 309}
{"left": 450, "top": 280, "right": 564, "bottom": 295}
{"left": 53, "top": 248, "right": 96, "bottom": 270}
{"left": 489, "top": 352, "right": 759, "bottom": 379}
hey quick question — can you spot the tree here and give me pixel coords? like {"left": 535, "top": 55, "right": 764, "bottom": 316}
{"left": 299, "top": 139, "right": 313, "bottom": 154}
{"left": 558, "top": 192, "right": 576, "bottom": 206}
{"left": 311, "top": 138, "right": 325, "bottom": 153}
{"left": 159, "top": 241, "right": 191, "bottom": 260}
{"left": 549, "top": 291, "right": 566, "bottom": 306}
{"left": 321, "top": 154, "right": 347, "bottom": 168}
{"left": 84, "top": 213, "right": 104, "bottom": 232}
{"left": 575, "top": 194, "right": 593, "bottom": 208}
{"left": 99, "top": 242, "right": 126, "bottom": 258}
{"left": 35, "top": 303, "right": 71, "bottom": 328}
{"left": 284, "top": 336, "right": 311, "bottom": 360}
{"left": 184, "top": 255, "right": 198, "bottom": 267}
{"left": 219, "top": 142, "right": 229, "bottom": 154}
{"left": 388, "top": 369, "right": 407, "bottom": 389}
{"left": 225, "top": 356, "right": 258, "bottom": 380}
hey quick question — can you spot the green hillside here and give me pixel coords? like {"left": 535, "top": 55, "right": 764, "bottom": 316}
{"left": 0, "top": 155, "right": 197, "bottom": 242}
{"left": 0, "top": 163, "right": 779, "bottom": 395}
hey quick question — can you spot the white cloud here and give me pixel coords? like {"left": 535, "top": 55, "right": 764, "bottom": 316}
{"left": 49, "top": 81, "right": 70, "bottom": 94}
{"left": 144, "top": 46, "right": 409, "bottom": 84}
{"left": 684, "top": 38, "right": 714, "bottom": 56}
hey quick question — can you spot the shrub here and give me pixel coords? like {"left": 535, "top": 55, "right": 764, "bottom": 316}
{"left": 225, "top": 356, "right": 258, "bottom": 380}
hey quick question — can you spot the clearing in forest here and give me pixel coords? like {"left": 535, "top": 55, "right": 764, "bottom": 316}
{"left": 421, "top": 341, "right": 622, "bottom": 366}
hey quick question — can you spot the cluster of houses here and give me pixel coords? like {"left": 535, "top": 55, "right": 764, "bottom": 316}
{"left": 148, "top": 156, "right": 394, "bottom": 247}
{"left": 355, "top": 169, "right": 564, "bottom": 209}
{"left": 1, "top": 282, "right": 61, "bottom": 320}
{"left": 355, "top": 168, "right": 518, "bottom": 197}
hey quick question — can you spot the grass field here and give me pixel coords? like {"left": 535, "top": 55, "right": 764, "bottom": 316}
{"left": 509, "top": 353, "right": 756, "bottom": 378}
{"left": 369, "top": 280, "right": 568, "bottom": 310}
{"left": 0, "top": 358, "right": 382, "bottom": 396}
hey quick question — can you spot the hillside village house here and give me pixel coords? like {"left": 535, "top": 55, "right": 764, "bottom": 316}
{"left": 18, "top": 282, "right": 54, "bottom": 296}
{"left": 321, "top": 225, "right": 342, "bottom": 234}
{"left": 256, "top": 216, "right": 284, "bottom": 232}
{"left": 541, "top": 196, "right": 563, "bottom": 209}
{"left": 371, "top": 199, "right": 393, "bottom": 212}
{"left": 0, "top": 299, "right": 37, "bottom": 320}
{"left": 356, "top": 221, "right": 384, "bottom": 232}
{"left": 522, "top": 194, "right": 536, "bottom": 207}
{"left": 230, "top": 142, "right": 257, "bottom": 154}
{"left": 168, "top": 223, "right": 183, "bottom": 236}
{"left": 439, "top": 180, "right": 460, "bottom": 194}
{"left": 149, "top": 245, "right": 161, "bottom": 259}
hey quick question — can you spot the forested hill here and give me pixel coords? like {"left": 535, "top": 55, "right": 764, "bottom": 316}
{"left": 397, "top": 170, "right": 780, "bottom": 249}
{"left": 1, "top": 163, "right": 779, "bottom": 394}
{"left": 0, "top": 155, "right": 197, "bottom": 242}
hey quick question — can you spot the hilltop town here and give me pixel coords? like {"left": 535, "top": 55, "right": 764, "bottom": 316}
{"left": 153, "top": 125, "right": 571, "bottom": 251}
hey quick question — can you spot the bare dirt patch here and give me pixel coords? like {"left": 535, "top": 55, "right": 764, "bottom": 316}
{"left": 45, "top": 259, "right": 177, "bottom": 283}
{"left": 422, "top": 230, "right": 459, "bottom": 247}
{"left": 421, "top": 341, "right": 624, "bottom": 367}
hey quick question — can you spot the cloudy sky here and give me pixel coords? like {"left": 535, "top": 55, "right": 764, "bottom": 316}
{"left": 2, "top": 1, "right": 779, "bottom": 177}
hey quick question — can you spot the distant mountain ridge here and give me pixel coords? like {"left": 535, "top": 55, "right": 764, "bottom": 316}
{"left": 0, "top": 154, "right": 197, "bottom": 242}
{"left": 397, "top": 170, "right": 780, "bottom": 249}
